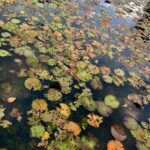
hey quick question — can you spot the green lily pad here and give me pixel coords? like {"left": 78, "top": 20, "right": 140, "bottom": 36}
{"left": 30, "top": 124, "right": 45, "bottom": 138}
{"left": 102, "top": 75, "right": 113, "bottom": 83}
{"left": 0, "top": 50, "right": 11, "bottom": 57}
{"left": 11, "top": 19, "right": 21, "bottom": 24}
{"left": 76, "top": 71, "right": 92, "bottom": 82}
{"left": 1, "top": 32, "right": 11, "bottom": 38}
{"left": 104, "top": 95, "right": 120, "bottom": 109}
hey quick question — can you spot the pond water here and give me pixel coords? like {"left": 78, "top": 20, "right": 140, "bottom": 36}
{"left": 0, "top": 0, "right": 150, "bottom": 150}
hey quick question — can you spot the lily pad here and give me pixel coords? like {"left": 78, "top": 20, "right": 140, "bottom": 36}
{"left": 104, "top": 95, "right": 120, "bottom": 109}
{"left": 30, "top": 124, "right": 45, "bottom": 138}
{"left": 0, "top": 50, "right": 11, "bottom": 57}
{"left": 24, "top": 77, "right": 42, "bottom": 91}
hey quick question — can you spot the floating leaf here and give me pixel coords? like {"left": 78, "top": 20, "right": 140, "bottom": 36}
{"left": 30, "top": 124, "right": 45, "bottom": 138}
{"left": 104, "top": 95, "right": 120, "bottom": 109}
{"left": 107, "top": 140, "right": 125, "bottom": 150}
{"left": 24, "top": 77, "right": 42, "bottom": 91}
{"left": 32, "top": 99, "right": 48, "bottom": 112}
{"left": 7, "top": 97, "right": 16, "bottom": 103}
{"left": 45, "top": 88, "right": 62, "bottom": 101}
{"left": 0, "top": 50, "right": 11, "bottom": 57}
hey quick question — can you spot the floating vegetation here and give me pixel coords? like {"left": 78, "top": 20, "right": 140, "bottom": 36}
{"left": 104, "top": 95, "right": 120, "bottom": 109}
{"left": 0, "top": 0, "right": 149, "bottom": 149}
{"left": 45, "top": 88, "right": 62, "bottom": 101}
{"left": 24, "top": 77, "right": 42, "bottom": 91}
{"left": 0, "top": 50, "right": 11, "bottom": 57}
{"left": 107, "top": 140, "right": 125, "bottom": 150}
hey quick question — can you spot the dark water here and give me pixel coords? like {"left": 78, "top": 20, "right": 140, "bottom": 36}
{"left": 0, "top": 0, "right": 149, "bottom": 150}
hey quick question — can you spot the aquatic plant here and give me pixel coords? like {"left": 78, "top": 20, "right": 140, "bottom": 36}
{"left": 0, "top": 0, "right": 149, "bottom": 149}
{"left": 102, "top": 75, "right": 113, "bottom": 83}
{"left": 41, "top": 112, "right": 52, "bottom": 122}
{"left": 76, "top": 71, "right": 92, "bottom": 82}
{"left": 131, "top": 126, "right": 150, "bottom": 149}
{"left": 32, "top": 99, "right": 48, "bottom": 112}
{"left": 9, "top": 108, "right": 22, "bottom": 121}
{"left": 87, "top": 114, "right": 103, "bottom": 128}
{"left": 136, "top": 142, "right": 149, "bottom": 150}
{"left": 77, "top": 89, "right": 96, "bottom": 111}
{"left": 30, "top": 124, "right": 45, "bottom": 138}
{"left": 111, "top": 124, "right": 127, "bottom": 141}
{"left": 95, "top": 101, "right": 113, "bottom": 117}
{"left": 104, "top": 95, "right": 120, "bottom": 109}
{"left": 112, "top": 75, "right": 125, "bottom": 86}
{"left": 44, "top": 88, "right": 62, "bottom": 101}
{"left": 0, "top": 148, "right": 8, "bottom": 150}
{"left": 47, "top": 58, "right": 57, "bottom": 66}
{"left": 58, "top": 103, "right": 71, "bottom": 118}
{"left": 128, "top": 72, "right": 146, "bottom": 88}
{"left": 114, "top": 68, "right": 125, "bottom": 77}
{"left": 47, "top": 139, "right": 77, "bottom": 150}
{"left": 107, "top": 140, "right": 125, "bottom": 150}
{"left": 63, "top": 121, "right": 81, "bottom": 136}
{"left": 26, "top": 57, "right": 39, "bottom": 65}
{"left": 0, "top": 50, "right": 11, "bottom": 57}
{"left": 127, "top": 93, "right": 143, "bottom": 106}
{"left": 123, "top": 115, "right": 138, "bottom": 130}
{"left": 0, "top": 20, "right": 4, "bottom": 27}
{"left": 11, "top": 19, "right": 21, "bottom": 24}
{"left": 7, "top": 97, "right": 16, "bottom": 103}
{"left": 0, "top": 108, "right": 5, "bottom": 120}
{"left": 24, "top": 77, "right": 42, "bottom": 91}
{"left": 90, "top": 76, "right": 103, "bottom": 90}
{"left": 1, "top": 32, "right": 11, "bottom": 38}
{"left": 0, "top": 120, "right": 12, "bottom": 128}
{"left": 28, "top": 65, "right": 51, "bottom": 80}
